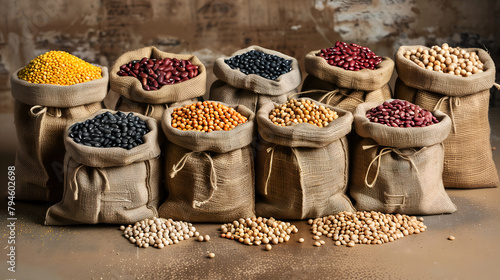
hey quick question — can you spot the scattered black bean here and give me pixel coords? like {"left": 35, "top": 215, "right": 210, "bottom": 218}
{"left": 69, "top": 111, "right": 150, "bottom": 150}
{"left": 224, "top": 50, "right": 292, "bottom": 80}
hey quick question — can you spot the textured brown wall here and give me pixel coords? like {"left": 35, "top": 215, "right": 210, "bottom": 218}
{"left": 1, "top": 0, "right": 499, "bottom": 112}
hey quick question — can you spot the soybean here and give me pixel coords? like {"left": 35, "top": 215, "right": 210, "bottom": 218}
{"left": 269, "top": 99, "right": 338, "bottom": 127}
{"left": 220, "top": 217, "right": 298, "bottom": 246}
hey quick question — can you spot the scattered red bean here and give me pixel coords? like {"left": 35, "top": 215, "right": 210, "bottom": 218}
{"left": 117, "top": 57, "right": 199, "bottom": 91}
{"left": 317, "top": 41, "right": 383, "bottom": 71}
{"left": 366, "top": 100, "right": 439, "bottom": 128}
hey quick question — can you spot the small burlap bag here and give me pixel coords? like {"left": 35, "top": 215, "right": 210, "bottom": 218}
{"left": 210, "top": 45, "right": 302, "bottom": 112}
{"left": 110, "top": 46, "right": 206, "bottom": 121}
{"left": 45, "top": 110, "right": 161, "bottom": 225}
{"left": 394, "top": 45, "right": 499, "bottom": 189}
{"left": 255, "top": 99, "right": 355, "bottom": 219}
{"left": 299, "top": 49, "right": 394, "bottom": 112}
{"left": 11, "top": 67, "right": 108, "bottom": 202}
{"left": 159, "top": 103, "right": 255, "bottom": 222}
{"left": 350, "top": 102, "right": 456, "bottom": 215}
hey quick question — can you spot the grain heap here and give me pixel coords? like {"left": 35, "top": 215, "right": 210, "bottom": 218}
{"left": 220, "top": 217, "right": 298, "bottom": 246}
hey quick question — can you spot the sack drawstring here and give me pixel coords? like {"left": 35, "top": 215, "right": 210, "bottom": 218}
{"left": 363, "top": 145, "right": 422, "bottom": 188}
{"left": 30, "top": 105, "right": 62, "bottom": 118}
{"left": 72, "top": 165, "right": 110, "bottom": 200}
{"left": 433, "top": 96, "right": 460, "bottom": 133}
{"left": 169, "top": 151, "right": 218, "bottom": 208}
{"left": 289, "top": 88, "right": 364, "bottom": 105}
{"left": 263, "top": 146, "right": 303, "bottom": 196}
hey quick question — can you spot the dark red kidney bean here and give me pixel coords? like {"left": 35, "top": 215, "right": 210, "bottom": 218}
{"left": 181, "top": 60, "right": 186, "bottom": 68}
{"left": 188, "top": 69, "right": 194, "bottom": 78}
{"left": 180, "top": 71, "right": 189, "bottom": 78}
{"left": 140, "top": 57, "right": 148, "bottom": 64}
{"left": 366, "top": 100, "right": 439, "bottom": 127}
{"left": 317, "top": 41, "right": 382, "bottom": 71}
{"left": 177, "top": 67, "right": 185, "bottom": 72}
{"left": 130, "top": 72, "right": 137, "bottom": 78}
{"left": 141, "top": 77, "right": 147, "bottom": 86}
{"left": 172, "top": 70, "right": 180, "bottom": 76}
{"left": 164, "top": 65, "right": 174, "bottom": 72}
{"left": 157, "top": 74, "right": 164, "bottom": 83}
{"left": 143, "top": 84, "right": 150, "bottom": 90}
{"left": 139, "top": 72, "right": 148, "bottom": 78}
{"left": 118, "top": 71, "right": 128, "bottom": 76}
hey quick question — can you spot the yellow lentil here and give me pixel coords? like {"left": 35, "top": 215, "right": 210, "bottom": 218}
{"left": 18, "top": 50, "right": 102, "bottom": 85}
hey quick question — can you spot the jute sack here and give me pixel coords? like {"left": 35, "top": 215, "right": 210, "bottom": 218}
{"left": 255, "top": 99, "right": 355, "bottom": 219}
{"left": 350, "top": 102, "right": 456, "bottom": 215}
{"left": 210, "top": 45, "right": 302, "bottom": 112}
{"left": 11, "top": 67, "right": 108, "bottom": 202}
{"left": 159, "top": 103, "right": 255, "bottom": 222}
{"left": 299, "top": 49, "right": 394, "bottom": 112}
{"left": 45, "top": 110, "right": 161, "bottom": 225}
{"left": 394, "top": 45, "right": 499, "bottom": 189}
{"left": 110, "top": 46, "right": 206, "bottom": 122}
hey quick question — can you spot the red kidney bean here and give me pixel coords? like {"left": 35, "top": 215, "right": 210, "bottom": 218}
{"left": 317, "top": 41, "right": 383, "bottom": 71}
{"left": 117, "top": 57, "right": 200, "bottom": 91}
{"left": 365, "top": 100, "right": 439, "bottom": 128}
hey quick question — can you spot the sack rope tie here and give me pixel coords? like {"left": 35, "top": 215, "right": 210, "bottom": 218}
{"left": 289, "top": 88, "right": 364, "bottom": 105}
{"left": 30, "top": 105, "right": 62, "bottom": 118}
{"left": 169, "top": 151, "right": 217, "bottom": 208}
{"left": 363, "top": 145, "right": 422, "bottom": 189}
{"left": 433, "top": 96, "right": 460, "bottom": 133}
{"left": 263, "top": 146, "right": 303, "bottom": 196}
{"left": 72, "top": 165, "right": 110, "bottom": 200}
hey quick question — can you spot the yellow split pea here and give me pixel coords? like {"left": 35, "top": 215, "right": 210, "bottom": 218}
{"left": 18, "top": 50, "right": 102, "bottom": 85}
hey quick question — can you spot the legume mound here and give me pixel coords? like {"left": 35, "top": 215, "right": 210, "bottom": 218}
{"left": 120, "top": 217, "right": 200, "bottom": 249}
{"left": 224, "top": 50, "right": 292, "bottom": 80}
{"left": 269, "top": 99, "right": 338, "bottom": 127}
{"left": 18, "top": 50, "right": 101, "bottom": 85}
{"left": 309, "top": 211, "right": 427, "bottom": 246}
{"left": 220, "top": 217, "right": 298, "bottom": 246}
{"left": 69, "top": 111, "right": 150, "bottom": 150}
{"left": 317, "top": 41, "right": 383, "bottom": 71}
{"left": 171, "top": 101, "right": 248, "bottom": 132}
{"left": 404, "top": 43, "right": 484, "bottom": 77}
{"left": 366, "top": 99, "right": 439, "bottom": 127}
{"left": 117, "top": 57, "right": 199, "bottom": 91}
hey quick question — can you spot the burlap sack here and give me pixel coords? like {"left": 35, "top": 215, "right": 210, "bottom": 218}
{"left": 159, "top": 103, "right": 255, "bottom": 222}
{"left": 255, "top": 99, "right": 355, "bottom": 219}
{"left": 11, "top": 67, "right": 108, "bottom": 202}
{"left": 300, "top": 49, "right": 394, "bottom": 112}
{"left": 210, "top": 45, "right": 302, "bottom": 112}
{"left": 45, "top": 110, "right": 161, "bottom": 225}
{"left": 350, "top": 102, "right": 456, "bottom": 215}
{"left": 394, "top": 45, "right": 499, "bottom": 189}
{"left": 110, "top": 46, "right": 206, "bottom": 122}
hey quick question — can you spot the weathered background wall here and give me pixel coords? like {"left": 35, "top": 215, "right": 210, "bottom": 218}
{"left": 1, "top": 0, "right": 499, "bottom": 112}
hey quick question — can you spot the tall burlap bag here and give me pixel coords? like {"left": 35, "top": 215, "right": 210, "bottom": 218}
{"left": 210, "top": 45, "right": 302, "bottom": 112}
{"left": 11, "top": 67, "right": 108, "bottom": 202}
{"left": 45, "top": 110, "right": 161, "bottom": 225}
{"left": 255, "top": 98, "right": 355, "bottom": 220}
{"left": 159, "top": 103, "right": 255, "bottom": 222}
{"left": 299, "top": 49, "right": 394, "bottom": 112}
{"left": 110, "top": 46, "right": 206, "bottom": 122}
{"left": 394, "top": 45, "right": 499, "bottom": 189}
{"left": 349, "top": 101, "right": 456, "bottom": 215}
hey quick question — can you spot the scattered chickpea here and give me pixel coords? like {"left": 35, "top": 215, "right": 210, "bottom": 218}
{"left": 265, "top": 244, "right": 272, "bottom": 251}
{"left": 448, "top": 236, "right": 456, "bottom": 241}
{"left": 298, "top": 238, "right": 305, "bottom": 243}
{"left": 208, "top": 252, "right": 216, "bottom": 258}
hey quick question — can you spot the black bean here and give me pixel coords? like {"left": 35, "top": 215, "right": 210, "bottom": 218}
{"left": 224, "top": 50, "right": 292, "bottom": 80}
{"left": 69, "top": 111, "right": 150, "bottom": 150}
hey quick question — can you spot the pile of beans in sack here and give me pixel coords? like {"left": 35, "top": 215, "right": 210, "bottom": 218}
{"left": 110, "top": 46, "right": 206, "bottom": 122}
{"left": 255, "top": 98, "right": 355, "bottom": 220}
{"left": 210, "top": 45, "right": 302, "bottom": 113}
{"left": 159, "top": 101, "right": 255, "bottom": 223}
{"left": 45, "top": 110, "right": 162, "bottom": 225}
{"left": 297, "top": 41, "right": 394, "bottom": 113}
{"left": 11, "top": 50, "right": 108, "bottom": 202}
{"left": 394, "top": 44, "right": 499, "bottom": 189}
{"left": 349, "top": 100, "right": 456, "bottom": 215}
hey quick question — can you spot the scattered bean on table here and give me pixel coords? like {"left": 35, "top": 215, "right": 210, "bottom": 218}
{"left": 18, "top": 50, "right": 102, "bottom": 85}
{"left": 121, "top": 217, "right": 200, "bottom": 249}
{"left": 269, "top": 99, "right": 338, "bottom": 127}
{"left": 69, "top": 111, "right": 150, "bottom": 150}
{"left": 224, "top": 50, "right": 292, "bottom": 80}
{"left": 117, "top": 57, "right": 199, "bottom": 91}
{"left": 317, "top": 41, "right": 383, "bottom": 71}
{"left": 404, "top": 43, "right": 484, "bottom": 77}
{"left": 310, "top": 211, "right": 427, "bottom": 246}
{"left": 220, "top": 217, "right": 298, "bottom": 246}
{"left": 366, "top": 99, "right": 439, "bottom": 127}
{"left": 171, "top": 101, "right": 248, "bottom": 132}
